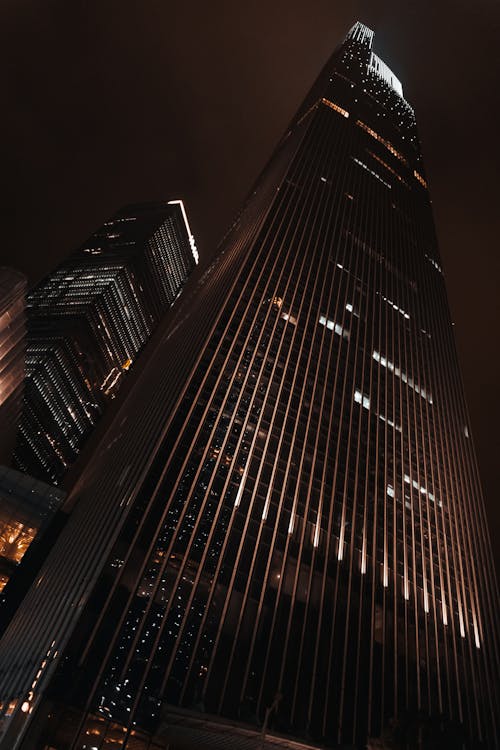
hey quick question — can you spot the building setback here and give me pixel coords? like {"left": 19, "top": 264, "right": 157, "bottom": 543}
{"left": 14, "top": 201, "right": 198, "bottom": 484}
{"left": 0, "top": 268, "right": 26, "bottom": 465}
{"left": 0, "top": 22, "right": 497, "bottom": 749}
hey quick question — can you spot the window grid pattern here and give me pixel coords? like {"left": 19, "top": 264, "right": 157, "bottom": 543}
{"left": 13, "top": 203, "right": 197, "bottom": 484}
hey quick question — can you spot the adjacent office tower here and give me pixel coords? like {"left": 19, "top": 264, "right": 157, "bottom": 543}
{"left": 0, "top": 268, "right": 26, "bottom": 465}
{"left": 14, "top": 201, "right": 198, "bottom": 484}
{"left": 0, "top": 22, "right": 498, "bottom": 750}
{"left": 0, "top": 465, "right": 65, "bottom": 594}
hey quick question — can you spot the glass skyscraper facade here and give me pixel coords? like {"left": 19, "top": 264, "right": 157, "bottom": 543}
{"left": 0, "top": 22, "right": 497, "bottom": 749}
{"left": 14, "top": 201, "right": 198, "bottom": 484}
{"left": 0, "top": 268, "right": 26, "bottom": 465}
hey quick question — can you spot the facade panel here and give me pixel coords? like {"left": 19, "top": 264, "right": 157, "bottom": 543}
{"left": 0, "top": 268, "right": 26, "bottom": 464}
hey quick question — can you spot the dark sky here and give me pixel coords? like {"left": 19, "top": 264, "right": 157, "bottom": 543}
{"left": 1, "top": 1, "right": 499, "bottom": 574}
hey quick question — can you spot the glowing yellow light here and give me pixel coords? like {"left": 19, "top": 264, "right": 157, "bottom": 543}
{"left": 0, "top": 521, "right": 37, "bottom": 564}
{"left": 414, "top": 169, "right": 428, "bottom": 188}
{"left": 6, "top": 700, "right": 17, "bottom": 716}
{"left": 367, "top": 150, "right": 408, "bottom": 186}
{"left": 356, "top": 120, "right": 408, "bottom": 166}
{"left": 321, "top": 98, "right": 349, "bottom": 118}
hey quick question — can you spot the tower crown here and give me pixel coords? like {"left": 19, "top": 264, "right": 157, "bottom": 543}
{"left": 346, "top": 21, "right": 405, "bottom": 99}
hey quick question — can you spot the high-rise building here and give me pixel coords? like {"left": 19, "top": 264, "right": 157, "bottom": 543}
{"left": 14, "top": 201, "right": 198, "bottom": 484}
{"left": 0, "top": 466, "right": 65, "bottom": 594}
{"left": 0, "top": 22, "right": 498, "bottom": 749}
{"left": 0, "top": 268, "right": 26, "bottom": 464}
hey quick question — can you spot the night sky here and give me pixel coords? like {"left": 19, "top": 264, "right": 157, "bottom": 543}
{"left": 1, "top": 1, "right": 499, "bottom": 574}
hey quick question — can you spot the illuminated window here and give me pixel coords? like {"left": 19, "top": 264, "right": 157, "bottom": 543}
{"left": 414, "top": 169, "right": 428, "bottom": 188}
{"left": 378, "top": 292, "right": 410, "bottom": 319}
{"left": 354, "top": 390, "right": 401, "bottom": 431}
{"left": 404, "top": 474, "right": 441, "bottom": 506}
{"left": 356, "top": 120, "right": 408, "bottom": 165}
{"left": 367, "top": 150, "right": 408, "bottom": 187}
{"left": 352, "top": 157, "right": 391, "bottom": 189}
{"left": 345, "top": 303, "right": 359, "bottom": 317}
{"left": 321, "top": 98, "right": 349, "bottom": 118}
{"left": 167, "top": 199, "right": 199, "bottom": 264}
{"left": 319, "top": 315, "right": 349, "bottom": 339}
{"left": 378, "top": 413, "right": 402, "bottom": 432}
{"left": 354, "top": 389, "right": 370, "bottom": 409}
{"left": 425, "top": 254, "right": 442, "bottom": 274}
{"left": 0, "top": 521, "right": 37, "bottom": 564}
{"left": 368, "top": 52, "right": 403, "bottom": 97}
{"left": 373, "top": 350, "right": 432, "bottom": 403}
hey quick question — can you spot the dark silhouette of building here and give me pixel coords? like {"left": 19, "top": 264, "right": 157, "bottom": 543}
{"left": 14, "top": 201, "right": 198, "bottom": 484}
{"left": 0, "top": 22, "right": 497, "bottom": 750}
{"left": 0, "top": 268, "right": 26, "bottom": 464}
{"left": 0, "top": 465, "right": 65, "bottom": 594}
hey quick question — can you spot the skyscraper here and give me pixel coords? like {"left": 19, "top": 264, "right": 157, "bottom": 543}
{"left": 0, "top": 268, "right": 26, "bottom": 465}
{"left": 0, "top": 22, "right": 498, "bottom": 749}
{"left": 0, "top": 466, "right": 65, "bottom": 595}
{"left": 14, "top": 201, "right": 198, "bottom": 484}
